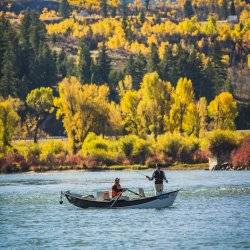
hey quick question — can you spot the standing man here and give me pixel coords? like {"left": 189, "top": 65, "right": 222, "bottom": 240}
{"left": 146, "top": 164, "right": 168, "bottom": 195}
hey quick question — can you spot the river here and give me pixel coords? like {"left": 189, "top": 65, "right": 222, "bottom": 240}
{"left": 0, "top": 170, "right": 250, "bottom": 250}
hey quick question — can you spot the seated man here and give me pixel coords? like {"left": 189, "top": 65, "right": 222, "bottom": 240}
{"left": 112, "top": 178, "right": 126, "bottom": 198}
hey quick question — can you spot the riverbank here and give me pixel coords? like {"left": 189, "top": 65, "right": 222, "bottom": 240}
{"left": 0, "top": 163, "right": 210, "bottom": 174}
{"left": 1, "top": 130, "right": 249, "bottom": 174}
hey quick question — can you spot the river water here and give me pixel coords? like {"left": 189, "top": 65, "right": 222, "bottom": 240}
{"left": 0, "top": 170, "right": 249, "bottom": 250}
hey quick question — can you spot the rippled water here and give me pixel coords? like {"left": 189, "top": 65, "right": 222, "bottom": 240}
{"left": 0, "top": 170, "right": 250, "bottom": 250}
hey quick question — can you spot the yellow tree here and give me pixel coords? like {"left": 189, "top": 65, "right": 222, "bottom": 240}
{"left": 169, "top": 77, "right": 195, "bottom": 133}
{"left": 117, "top": 75, "right": 133, "bottom": 97}
{"left": 183, "top": 97, "right": 208, "bottom": 137}
{"left": 0, "top": 97, "right": 20, "bottom": 148}
{"left": 120, "top": 90, "right": 141, "bottom": 135}
{"left": 108, "top": 102, "right": 124, "bottom": 135}
{"left": 26, "top": 87, "right": 54, "bottom": 143}
{"left": 208, "top": 92, "right": 238, "bottom": 130}
{"left": 54, "top": 77, "right": 110, "bottom": 153}
{"left": 137, "top": 72, "right": 172, "bottom": 137}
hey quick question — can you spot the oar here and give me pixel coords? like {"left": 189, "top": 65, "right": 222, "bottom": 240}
{"left": 110, "top": 190, "right": 125, "bottom": 208}
{"left": 126, "top": 188, "right": 144, "bottom": 198}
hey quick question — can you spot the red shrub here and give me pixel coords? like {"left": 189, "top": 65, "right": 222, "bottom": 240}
{"left": 65, "top": 154, "right": 85, "bottom": 166}
{"left": 83, "top": 155, "right": 118, "bottom": 168}
{"left": 231, "top": 136, "right": 250, "bottom": 170}
{"left": 192, "top": 150, "right": 209, "bottom": 164}
{"left": 0, "top": 153, "right": 29, "bottom": 173}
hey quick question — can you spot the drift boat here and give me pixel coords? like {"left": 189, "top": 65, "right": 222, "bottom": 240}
{"left": 60, "top": 189, "right": 180, "bottom": 209}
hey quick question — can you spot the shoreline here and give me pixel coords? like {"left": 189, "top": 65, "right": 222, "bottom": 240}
{"left": 1, "top": 163, "right": 210, "bottom": 174}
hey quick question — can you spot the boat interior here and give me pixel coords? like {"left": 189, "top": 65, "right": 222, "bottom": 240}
{"left": 71, "top": 188, "right": 146, "bottom": 201}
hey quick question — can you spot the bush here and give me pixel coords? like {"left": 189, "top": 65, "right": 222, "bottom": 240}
{"left": 82, "top": 134, "right": 119, "bottom": 165}
{"left": 231, "top": 136, "right": 250, "bottom": 170}
{"left": 118, "top": 135, "right": 151, "bottom": 164}
{"left": 192, "top": 150, "right": 209, "bottom": 163}
{"left": 178, "top": 137, "right": 200, "bottom": 163}
{"left": 0, "top": 153, "right": 28, "bottom": 173}
{"left": 208, "top": 130, "right": 241, "bottom": 157}
{"left": 156, "top": 133, "right": 183, "bottom": 161}
{"left": 39, "top": 140, "right": 67, "bottom": 161}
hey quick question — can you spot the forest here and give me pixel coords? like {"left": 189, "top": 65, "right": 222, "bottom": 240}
{"left": 0, "top": 0, "right": 249, "bottom": 172}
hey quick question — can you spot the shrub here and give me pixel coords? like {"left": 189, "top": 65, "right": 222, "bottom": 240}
{"left": 0, "top": 153, "right": 28, "bottom": 173}
{"left": 208, "top": 130, "right": 241, "bottom": 157}
{"left": 192, "top": 150, "right": 209, "bottom": 163}
{"left": 178, "top": 137, "right": 200, "bottom": 163}
{"left": 65, "top": 154, "right": 84, "bottom": 166}
{"left": 156, "top": 133, "right": 183, "bottom": 161}
{"left": 118, "top": 135, "right": 151, "bottom": 164}
{"left": 231, "top": 136, "right": 250, "bottom": 170}
{"left": 40, "top": 140, "right": 67, "bottom": 161}
{"left": 82, "top": 134, "right": 119, "bottom": 165}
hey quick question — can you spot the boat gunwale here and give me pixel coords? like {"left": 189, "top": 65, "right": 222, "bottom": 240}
{"left": 63, "top": 189, "right": 181, "bottom": 203}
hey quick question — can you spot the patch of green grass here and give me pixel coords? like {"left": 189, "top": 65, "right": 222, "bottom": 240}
{"left": 167, "top": 163, "right": 209, "bottom": 170}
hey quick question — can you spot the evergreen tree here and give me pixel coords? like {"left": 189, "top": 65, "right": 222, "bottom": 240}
{"left": 30, "top": 45, "right": 57, "bottom": 88}
{"left": 120, "top": 0, "right": 128, "bottom": 19}
{"left": 59, "top": 0, "right": 70, "bottom": 18}
{"left": 184, "top": 0, "right": 194, "bottom": 18}
{"left": 29, "top": 13, "right": 46, "bottom": 52}
{"left": 145, "top": 0, "right": 150, "bottom": 11}
{"left": 100, "top": 0, "right": 108, "bottom": 18}
{"left": 57, "top": 51, "right": 68, "bottom": 79}
{"left": 125, "top": 53, "right": 147, "bottom": 88}
{"left": 204, "top": 42, "right": 228, "bottom": 100}
{"left": 19, "top": 11, "right": 32, "bottom": 46}
{"left": 78, "top": 40, "right": 92, "bottom": 83}
{"left": 230, "top": 0, "right": 236, "bottom": 16}
{"left": 95, "top": 44, "right": 111, "bottom": 83}
{"left": 222, "top": 0, "right": 228, "bottom": 19}
{"left": 147, "top": 43, "right": 160, "bottom": 73}
{"left": 159, "top": 46, "right": 175, "bottom": 81}
{"left": 138, "top": 10, "right": 145, "bottom": 24}
{"left": 160, "top": 46, "right": 205, "bottom": 98}
{"left": 0, "top": 48, "right": 19, "bottom": 98}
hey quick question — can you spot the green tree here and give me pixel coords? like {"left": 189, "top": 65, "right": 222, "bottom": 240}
{"left": 184, "top": 0, "right": 194, "bottom": 18}
{"left": 95, "top": 44, "right": 111, "bottom": 83}
{"left": 208, "top": 92, "right": 238, "bottom": 130}
{"left": 59, "top": 0, "right": 70, "bottom": 18}
{"left": 26, "top": 87, "right": 54, "bottom": 143}
{"left": 78, "top": 40, "right": 92, "bottom": 83}
{"left": 0, "top": 97, "right": 20, "bottom": 148}
{"left": 30, "top": 44, "right": 57, "bottom": 88}
{"left": 57, "top": 51, "right": 68, "bottom": 79}
{"left": 230, "top": 0, "right": 236, "bottom": 16}
{"left": 144, "top": 0, "right": 150, "bottom": 11}
{"left": 101, "top": 0, "right": 108, "bottom": 17}
{"left": 221, "top": 0, "right": 228, "bottom": 19}
{"left": 204, "top": 42, "right": 228, "bottom": 100}
{"left": 147, "top": 43, "right": 160, "bottom": 73}
{"left": 29, "top": 13, "right": 46, "bottom": 52}
{"left": 125, "top": 53, "right": 147, "bottom": 88}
